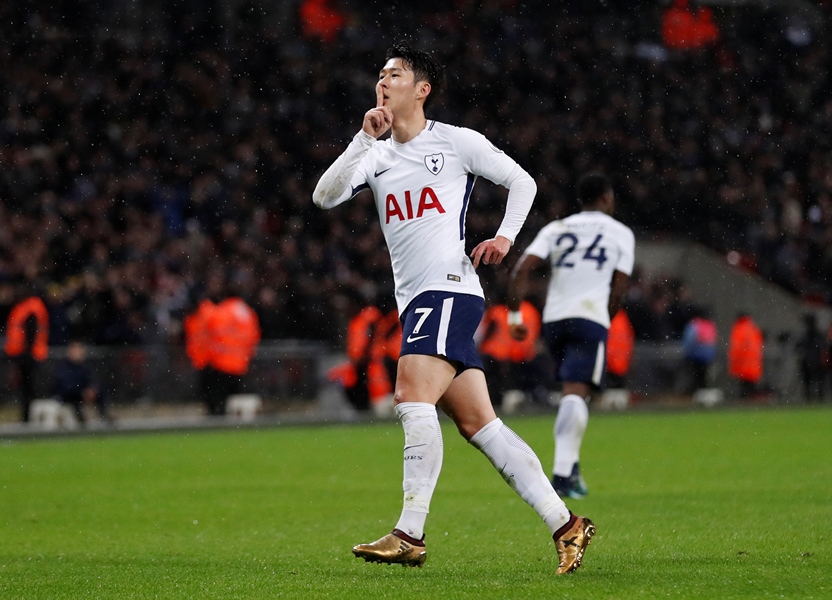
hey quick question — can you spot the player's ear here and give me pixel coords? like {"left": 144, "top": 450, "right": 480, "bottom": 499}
{"left": 416, "top": 81, "right": 431, "bottom": 103}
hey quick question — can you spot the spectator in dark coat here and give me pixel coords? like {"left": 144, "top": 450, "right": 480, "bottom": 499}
{"left": 53, "top": 340, "right": 111, "bottom": 424}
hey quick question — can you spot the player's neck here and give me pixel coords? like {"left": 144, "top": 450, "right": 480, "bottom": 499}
{"left": 391, "top": 110, "right": 427, "bottom": 144}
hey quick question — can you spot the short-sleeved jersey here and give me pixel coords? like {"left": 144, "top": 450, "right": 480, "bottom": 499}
{"left": 345, "top": 121, "right": 529, "bottom": 313}
{"left": 523, "top": 211, "right": 635, "bottom": 328}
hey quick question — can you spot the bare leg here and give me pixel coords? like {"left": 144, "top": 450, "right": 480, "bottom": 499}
{"left": 393, "top": 354, "right": 456, "bottom": 406}
{"left": 443, "top": 368, "right": 571, "bottom": 536}
{"left": 437, "top": 367, "right": 497, "bottom": 440}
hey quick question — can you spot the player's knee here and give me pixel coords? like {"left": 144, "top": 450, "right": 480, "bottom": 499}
{"left": 393, "top": 386, "right": 430, "bottom": 406}
{"left": 392, "top": 389, "right": 409, "bottom": 405}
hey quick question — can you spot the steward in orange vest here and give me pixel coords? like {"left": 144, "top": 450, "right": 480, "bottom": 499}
{"left": 478, "top": 301, "right": 541, "bottom": 409}
{"left": 371, "top": 307, "right": 401, "bottom": 402}
{"left": 327, "top": 295, "right": 400, "bottom": 413}
{"left": 206, "top": 298, "right": 260, "bottom": 376}
{"left": 4, "top": 294, "right": 50, "bottom": 422}
{"left": 201, "top": 296, "right": 261, "bottom": 415}
{"left": 5, "top": 296, "right": 49, "bottom": 361}
{"left": 480, "top": 301, "right": 540, "bottom": 364}
{"left": 345, "top": 304, "right": 387, "bottom": 411}
{"left": 728, "top": 313, "right": 764, "bottom": 398}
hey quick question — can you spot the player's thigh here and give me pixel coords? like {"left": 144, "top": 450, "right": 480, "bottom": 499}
{"left": 438, "top": 368, "right": 497, "bottom": 441}
{"left": 394, "top": 353, "right": 456, "bottom": 405}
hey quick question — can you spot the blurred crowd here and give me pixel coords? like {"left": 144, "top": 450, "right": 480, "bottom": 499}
{"left": 1, "top": 0, "right": 831, "bottom": 348}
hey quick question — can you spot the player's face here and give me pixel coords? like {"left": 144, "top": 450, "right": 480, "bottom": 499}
{"left": 377, "top": 58, "right": 425, "bottom": 114}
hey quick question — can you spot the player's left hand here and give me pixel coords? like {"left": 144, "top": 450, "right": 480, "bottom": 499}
{"left": 470, "top": 235, "right": 511, "bottom": 268}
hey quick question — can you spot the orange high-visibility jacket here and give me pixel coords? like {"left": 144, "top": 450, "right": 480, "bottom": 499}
{"left": 346, "top": 306, "right": 392, "bottom": 400}
{"left": 368, "top": 308, "right": 401, "bottom": 400}
{"left": 479, "top": 301, "right": 540, "bottom": 363}
{"left": 206, "top": 298, "right": 261, "bottom": 375}
{"left": 4, "top": 296, "right": 49, "bottom": 361}
{"left": 347, "top": 306, "right": 383, "bottom": 364}
{"left": 607, "top": 309, "right": 635, "bottom": 377}
{"left": 184, "top": 299, "right": 215, "bottom": 370}
{"left": 372, "top": 309, "right": 402, "bottom": 363}
{"left": 728, "top": 316, "right": 764, "bottom": 383}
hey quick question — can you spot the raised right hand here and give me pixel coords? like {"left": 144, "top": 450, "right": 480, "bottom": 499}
{"left": 362, "top": 85, "right": 393, "bottom": 138}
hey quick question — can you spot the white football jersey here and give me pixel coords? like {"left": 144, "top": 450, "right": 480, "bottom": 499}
{"left": 523, "top": 211, "right": 635, "bottom": 327}
{"left": 316, "top": 121, "right": 535, "bottom": 313}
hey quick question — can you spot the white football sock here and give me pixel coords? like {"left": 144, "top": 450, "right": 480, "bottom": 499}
{"left": 470, "top": 418, "right": 570, "bottom": 536}
{"left": 393, "top": 402, "right": 443, "bottom": 540}
{"left": 553, "top": 394, "right": 589, "bottom": 477}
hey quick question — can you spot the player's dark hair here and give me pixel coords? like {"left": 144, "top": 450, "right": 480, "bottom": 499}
{"left": 576, "top": 173, "right": 612, "bottom": 208}
{"left": 386, "top": 42, "right": 444, "bottom": 110}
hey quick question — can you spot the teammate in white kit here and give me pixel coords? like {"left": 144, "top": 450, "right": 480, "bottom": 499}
{"left": 313, "top": 43, "right": 594, "bottom": 574}
{"left": 508, "top": 173, "right": 635, "bottom": 499}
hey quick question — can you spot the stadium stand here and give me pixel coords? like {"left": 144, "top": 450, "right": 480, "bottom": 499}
{"left": 0, "top": 2, "right": 829, "bottom": 362}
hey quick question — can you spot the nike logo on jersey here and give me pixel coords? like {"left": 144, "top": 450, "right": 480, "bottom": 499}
{"left": 374, "top": 167, "right": 392, "bottom": 178}
{"left": 406, "top": 334, "right": 429, "bottom": 343}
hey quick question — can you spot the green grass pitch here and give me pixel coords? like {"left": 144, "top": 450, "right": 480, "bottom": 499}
{"left": 1, "top": 406, "right": 830, "bottom": 599}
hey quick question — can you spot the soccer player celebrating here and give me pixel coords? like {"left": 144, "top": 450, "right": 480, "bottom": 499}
{"left": 508, "top": 173, "right": 635, "bottom": 499}
{"left": 313, "top": 42, "right": 594, "bottom": 574}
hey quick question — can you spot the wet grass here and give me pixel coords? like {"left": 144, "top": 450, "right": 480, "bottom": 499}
{"left": 1, "top": 406, "right": 830, "bottom": 599}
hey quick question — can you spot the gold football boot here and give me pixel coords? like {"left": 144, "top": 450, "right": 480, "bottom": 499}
{"left": 352, "top": 530, "right": 427, "bottom": 567}
{"left": 554, "top": 516, "right": 596, "bottom": 574}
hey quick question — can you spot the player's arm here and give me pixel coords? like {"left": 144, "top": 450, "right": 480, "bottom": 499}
{"left": 609, "top": 225, "right": 635, "bottom": 319}
{"left": 312, "top": 88, "right": 392, "bottom": 209}
{"left": 312, "top": 131, "right": 374, "bottom": 209}
{"left": 609, "top": 270, "right": 629, "bottom": 320}
{"left": 506, "top": 253, "right": 545, "bottom": 341}
{"left": 462, "top": 130, "right": 537, "bottom": 268}
{"left": 492, "top": 167, "right": 536, "bottom": 248}
{"left": 470, "top": 167, "right": 536, "bottom": 267}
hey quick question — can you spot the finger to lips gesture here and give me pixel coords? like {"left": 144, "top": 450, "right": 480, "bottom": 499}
{"left": 362, "top": 86, "right": 393, "bottom": 138}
